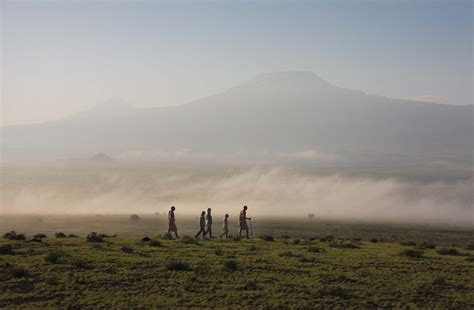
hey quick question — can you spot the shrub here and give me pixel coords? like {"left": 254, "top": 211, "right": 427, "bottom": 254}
{"left": 292, "top": 239, "right": 301, "bottom": 245}
{"left": 86, "top": 232, "right": 104, "bottom": 243}
{"left": 141, "top": 236, "right": 152, "bottom": 242}
{"left": 329, "top": 240, "right": 360, "bottom": 249}
{"left": 224, "top": 259, "right": 238, "bottom": 271}
{"left": 70, "top": 258, "right": 92, "bottom": 269}
{"left": 162, "top": 233, "right": 174, "bottom": 240}
{"left": 0, "top": 244, "right": 14, "bottom": 255}
{"left": 318, "top": 286, "right": 349, "bottom": 299}
{"left": 369, "top": 238, "right": 378, "bottom": 243}
{"left": 400, "top": 241, "right": 417, "bottom": 246}
{"left": 31, "top": 238, "right": 43, "bottom": 243}
{"left": 214, "top": 248, "right": 223, "bottom": 256}
{"left": 400, "top": 249, "right": 424, "bottom": 258}
{"left": 232, "top": 236, "right": 241, "bottom": 242}
{"left": 248, "top": 245, "right": 257, "bottom": 251}
{"left": 278, "top": 251, "right": 295, "bottom": 257}
{"left": 308, "top": 246, "right": 326, "bottom": 253}
{"left": 34, "top": 233, "right": 47, "bottom": 239}
{"left": 45, "top": 276, "right": 58, "bottom": 285}
{"left": 121, "top": 245, "right": 134, "bottom": 253}
{"left": 45, "top": 251, "right": 67, "bottom": 264}
{"left": 280, "top": 234, "right": 290, "bottom": 239}
{"left": 3, "top": 231, "right": 26, "bottom": 241}
{"left": 319, "top": 235, "right": 334, "bottom": 242}
{"left": 465, "top": 243, "right": 474, "bottom": 251}
{"left": 12, "top": 267, "right": 30, "bottom": 278}
{"left": 260, "top": 234, "right": 274, "bottom": 242}
{"left": 55, "top": 232, "right": 66, "bottom": 238}
{"left": 243, "top": 280, "right": 257, "bottom": 290}
{"left": 432, "top": 276, "right": 447, "bottom": 286}
{"left": 181, "top": 235, "right": 198, "bottom": 245}
{"left": 149, "top": 240, "right": 162, "bottom": 247}
{"left": 437, "top": 248, "right": 461, "bottom": 256}
{"left": 418, "top": 242, "right": 437, "bottom": 249}
{"left": 465, "top": 255, "right": 474, "bottom": 262}
{"left": 166, "top": 259, "right": 191, "bottom": 271}
{"left": 68, "top": 234, "right": 79, "bottom": 238}
{"left": 299, "top": 256, "right": 317, "bottom": 263}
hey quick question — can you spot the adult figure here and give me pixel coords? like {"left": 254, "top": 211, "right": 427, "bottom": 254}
{"left": 204, "top": 208, "right": 213, "bottom": 238}
{"left": 239, "top": 205, "right": 251, "bottom": 238}
{"left": 219, "top": 213, "right": 229, "bottom": 239}
{"left": 168, "top": 206, "right": 179, "bottom": 238}
{"left": 195, "top": 211, "right": 206, "bottom": 238}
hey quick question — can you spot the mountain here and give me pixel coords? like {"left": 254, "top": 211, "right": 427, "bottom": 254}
{"left": 89, "top": 153, "right": 114, "bottom": 163}
{"left": 1, "top": 71, "right": 472, "bottom": 161}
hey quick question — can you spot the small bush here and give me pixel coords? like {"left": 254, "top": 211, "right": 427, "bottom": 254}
{"left": 12, "top": 267, "right": 30, "bottom": 278}
{"left": 248, "top": 245, "right": 257, "bottom": 251}
{"left": 465, "top": 243, "right": 474, "bottom": 251}
{"left": 149, "top": 240, "right": 162, "bottom": 247}
{"left": 418, "top": 242, "right": 437, "bottom": 249}
{"left": 166, "top": 259, "right": 191, "bottom": 271}
{"left": 432, "top": 276, "right": 447, "bottom": 286}
{"left": 243, "top": 280, "right": 257, "bottom": 290}
{"left": 0, "top": 244, "right": 14, "bottom": 255}
{"left": 308, "top": 246, "right": 326, "bottom": 253}
{"left": 162, "top": 233, "right": 174, "bottom": 240}
{"left": 44, "top": 251, "right": 67, "bottom": 264}
{"left": 278, "top": 251, "right": 295, "bottom": 257}
{"left": 86, "top": 232, "right": 104, "bottom": 243}
{"left": 329, "top": 240, "right": 360, "bottom": 249}
{"left": 318, "top": 286, "right": 349, "bottom": 299}
{"left": 34, "top": 233, "right": 47, "bottom": 239}
{"left": 232, "top": 236, "right": 241, "bottom": 242}
{"left": 437, "top": 248, "right": 461, "bottom": 256}
{"left": 31, "top": 238, "right": 43, "bottom": 243}
{"left": 260, "top": 234, "right": 274, "bottom": 242}
{"left": 68, "top": 234, "right": 79, "bottom": 238}
{"left": 400, "top": 241, "right": 417, "bottom": 246}
{"left": 465, "top": 255, "right": 474, "bottom": 262}
{"left": 70, "top": 258, "right": 92, "bottom": 269}
{"left": 214, "top": 248, "right": 223, "bottom": 256}
{"left": 121, "top": 245, "right": 134, "bottom": 253}
{"left": 369, "top": 238, "right": 378, "bottom": 243}
{"left": 181, "top": 235, "right": 198, "bottom": 245}
{"left": 224, "top": 259, "right": 238, "bottom": 271}
{"left": 293, "top": 239, "right": 301, "bottom": 245}
{"left": 280, "top": 234, "right": 290, "bottom": 239}
{"left": 299, "top": 256, "right": 317, "bottom": 263}
{"left": 45, "top": 276, "right": 58, "bottom": 285}
{"left": 55, "top": 232, "right": 66, "bottom": 238}
{"left": 400, "top": 248, "right": 424, "bottom": 258}
{"left": 141, "top": 236, "right": 152, "bottom": 242}
{"left": 3, "top": 231, "right": 26, "bottom": 241}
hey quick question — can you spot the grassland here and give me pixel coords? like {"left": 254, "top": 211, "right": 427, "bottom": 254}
{"left": 1, "top": 216, "right": 473, "bottom": 308}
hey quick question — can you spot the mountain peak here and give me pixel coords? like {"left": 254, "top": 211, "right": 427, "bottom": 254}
{"left": 244, "top": 71, "right": 333, "bottom": 91}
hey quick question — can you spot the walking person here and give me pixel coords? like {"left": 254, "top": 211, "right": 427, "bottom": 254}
{"left": 195, "top": 211, "right": 206, "bottom": 238}
{"left": 168, "top": 206, "right": 180, "bottom": 238}
{"left": 204, "top": 208, "right": 213, "bottom": 238}
{"left": 219, "top": 214, "right": 229, "bottom": 239}
{"left": 239, "top": 205, "right": 251, "bottom": 239}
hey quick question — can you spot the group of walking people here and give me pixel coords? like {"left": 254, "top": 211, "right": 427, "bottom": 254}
{"left": 167, "top": 205, "right": 252, "bottom": 239}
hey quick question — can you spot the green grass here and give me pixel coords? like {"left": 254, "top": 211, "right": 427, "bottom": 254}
{"left": 1, "top": 232, "right": 473, "bottom": 308}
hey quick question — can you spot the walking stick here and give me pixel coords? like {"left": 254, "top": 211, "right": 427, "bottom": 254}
{"left": 249, "top": 219, "right": 253, "bottom": 239}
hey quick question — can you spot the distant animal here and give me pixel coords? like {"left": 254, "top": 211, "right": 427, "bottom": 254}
{"left": 130, "top": 214, "right": 140, "bottom": 221}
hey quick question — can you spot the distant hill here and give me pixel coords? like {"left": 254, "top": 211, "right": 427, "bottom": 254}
{"left": 89, "top": 153, "right": 114, "bottom": 162}
{"left": 1, "top": 71, "right": 472, "bottom": 160}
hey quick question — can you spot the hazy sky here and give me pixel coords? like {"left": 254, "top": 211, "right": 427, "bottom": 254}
{"left": 1, "top": 0, "right": 472, "bottom": 126}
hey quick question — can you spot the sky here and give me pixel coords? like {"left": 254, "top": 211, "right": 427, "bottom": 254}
{"left": 1, "top": 0, "right": 472, "bottom": 126}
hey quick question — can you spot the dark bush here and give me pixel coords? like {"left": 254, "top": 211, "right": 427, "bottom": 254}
{"left": 141, "top": 236, "right": 152, "bottom": 242}
{"left": 86, "top": 232, "right": 104, "bottom": 243}
{"left": 308, "top": 246, "right": 326, "bottom": 253}
{"left": 260, "top": 234, "right": 274, "bottom": 242}
{"left": 3, "top": 231, "right": 26, "bottom": 241}
{"left": 12, "top": 267, "right": 30, "bottom": 278}
{"left": 31, "top": 238, "right": 43, "bottom": 243}
{"left": 437, "top": 248, "right": 461, "bottom": 256}
{"left": 55, "top": 232, "right": 66, "bottom": 238}
{"left": 292, "top": 239, "right": 301, "bottom": 245}
{"left": 318, "top": 286, "right": 349, "bottom": 299}
{"left": 181, "top": 235, "right": 198, "bottom": 245}
{"left": 329, "top": 240, "right": 360, "bottom": 249}
{"left": 224, "top": 259, "right": 238, "bottom": 271}
{"left": 248, "top": 245, "right": 257, "bottom": 251}
{"left": 465, "top": 243, "right": 474, "bottom": 251}
{"left": 418, "top": 242, "right": 437, "bottom": 249}
{"left": 34, "top": 233, "right": 47, "bottom": 239}
{"left": 214, "top": 248, "right": 223, "bottom": 256}
{"left": 400, "top": 241, "right": 417, "bottom": 246}
{"left": 166, "top": 259, "right": 191, "bottom": 271}
{"left": 243, "top": 280, "right": 257, "bottom": 290}
{"left": 121, "top": 245, "right": 134, "bottom": 253}
{"left": 68, "top": 234, "right": 79, "bottom": 238}
{"left": 432, "top": 276, "right": 447, "bottom": 286}
{"left": 369, "top": 238, "right": 378, "bottom": 243}
{"left": 319, "top": 235, "right": 334, "bottom": 242}
{"left": 45, "top": 251, "right": 67, "bottom": 264}
{"left": 70, "top": 258, "right": 92, "bottom": 269}
{"left": 299, "top": 256, "right": 317, "bottom": 263}
{"left": 232, "top": 236, "right": 241, "bottom": 242}
{"left": 278, "top": 251, "right": 295, "bottom": 257}
{"left": 0, "top": 244, "right": 14, "bottom": 255}
{"left": 280, "top": 234, "right": 290, "bottom": 239}
{"left": 45, "top": 276, "right": 58, "bottom": 285}
{"left": 465, "top": 255, "right": 474, "bottom": 262}
{"left": 400, "top": 248, "right": 424, "bottom": 258}
{"left": 149, "top": 240, "right": 162, "bottom": 247}
{"left": 162, "top": 233, "right": 174, "bottom": 240}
